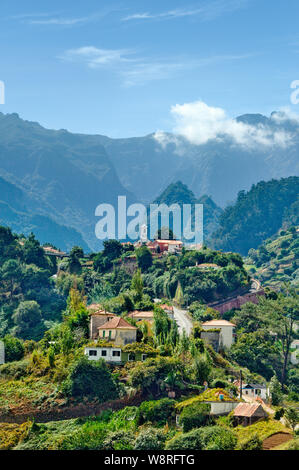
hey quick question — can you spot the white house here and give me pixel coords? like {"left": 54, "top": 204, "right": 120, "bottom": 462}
{"left": 290, "top": 339, "right": 299, "bottom": 365}
{"left": 84, "top": 346, "right": 122, "bottom": 363}
{"left": 234, "top": 382, "right": 268, "bottom": 400}
{"left": 201, "top": 319, "right": 236, "bottom": 349}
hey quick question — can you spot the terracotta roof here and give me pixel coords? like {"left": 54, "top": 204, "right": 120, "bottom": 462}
{"left": 202, "top": 319, "right": 236, "bottom": 327}
{"left": 160, "top": 304, "right": 174, "bottom": 312}
{"left": 128, "top": 311, "right": 154, "bottom": 318}
{"left": 233, "top": 403, "right": 266, "bottom": 417}
{"left": 98, "top": 317, "right": 137, "bottom": 330}
{"left": 154, "top": 239, "right": 183, "bottom": 245}
{"left": 43, "top": 246, "right": 66, "bottom": 256}
{"left": 87, "top": 304, "right": 116, "bottom": 317}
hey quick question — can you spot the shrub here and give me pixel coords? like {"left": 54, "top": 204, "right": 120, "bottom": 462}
{"left": 239, "top": 434, "right": 263, "bottom": 450}
{"left": 166, "top": 428, "right": 204, "bottom": 450}
{"left": 2, "top": 335, "right": 24, "bottom": 362}
{"left": 61, "top": 356, "right": 119, "bottom": 402}
{"left": 0, "top": 359, "right": 29, "bottom": 379}
{"left": 274, "top": 407, "right": 285, "bottom": 420}
{"left": 201, "top": 426, "right": 237, "bottom": 450}
{"left": 139, "top": 398, "right": 176, "bottom": 425}
{"left": 166, "top": 425, "right": 236, "bottom": 450}
{"left": 179, "top": 403, "right": 211, "bottom": 432}
{"left": 134, "top": 427, "right": 166, "bottom": 450}
{"left": 103, "top": 430, "right": 135, "bottom": 450}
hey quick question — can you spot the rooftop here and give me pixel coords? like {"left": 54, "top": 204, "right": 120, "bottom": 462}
{"left": 233, "top": 403, "right": 266, "bottom": 417}
{"left": 128, "top": 311, "right": 154, "bottom": 318}
{"left": 98, "top": 317, "right": 137, "bottom": 330}
{"left": 201, "top": 319, "right": 236, "bottom": 327}
{"left": 154, "top": 239, "right": 183, "bottom": 245}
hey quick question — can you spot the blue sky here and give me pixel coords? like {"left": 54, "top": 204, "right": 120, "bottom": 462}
{"left": 1, "top": 0, "right": 299, "bottom": 137}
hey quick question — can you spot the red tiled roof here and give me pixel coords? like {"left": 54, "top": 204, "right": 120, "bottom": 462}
{"left": 98, "top": 317, "right": 137, "bottom": 330}
{"left": 154, "top": 239, "right": 183, "bottom": 245}
{"left": 160, "top": 304, "right": 174, "bottom": 312}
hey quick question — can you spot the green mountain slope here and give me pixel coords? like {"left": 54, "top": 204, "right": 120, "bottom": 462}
{"left": 210, "top": 177, "right": 299, "bottom": 255}
{"left": 245, "top": 226, "right": 299, "bottom": 288}
{"left": 152, "top": 181, "right": 222, "bottom": 241}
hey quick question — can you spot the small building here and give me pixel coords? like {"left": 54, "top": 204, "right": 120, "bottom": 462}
{"left": 234, "top": 381, "right": 268, "bottom": 400}
{"left": 200, "top": 330, "right": 220, "bottom": 352}
{"left": 85, "top": 346, "right": 122, "bottom": 363}
{"left": 88, "top": 309, "right": 117, "bottom": 339}
{"left": 0, "top": 341, "right": 5, "bottom": 365}
{"left": 98, "top": 317, "right": 137, "bottom": 346}
{"left": 84, "top": 346, "right": 149, "bottom": 364}
{"left": 159, "top": 304, "right": 174, "bottom": 320}
{"left": 152, "top": 239, "right": 183, "bottom": 254}
{"left": 290, "top": 339, "right": 299, "bottom": 365}
{"left": 201, "top": 319, "right": 236, "bottom": 349}
{"left": 233, "top": 402, "right": 268, "bottom": 426}
{"left": 127, "top": 311, "right": 154, "bottom": 323}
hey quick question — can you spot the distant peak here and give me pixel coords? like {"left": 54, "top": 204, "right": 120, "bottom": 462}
{"left": 236, "top": 113, "right": 269, "bottom": 126}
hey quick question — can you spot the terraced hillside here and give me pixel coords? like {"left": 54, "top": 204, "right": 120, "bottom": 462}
{"left": 245, "top": 226, "right": 299, "bottom": 289}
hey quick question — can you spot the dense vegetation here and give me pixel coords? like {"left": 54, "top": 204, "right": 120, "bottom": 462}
{"left": 245, "top": 225, "right": 299, "bottom": 288}
{"left": 211, "top": 177, "right": 299, "bottom": 255}
{"left": 0, "top": 224, "right": 298, "bottom": 451}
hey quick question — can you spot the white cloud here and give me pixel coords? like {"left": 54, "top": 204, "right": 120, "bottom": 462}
{"left": 61, "top": 45, "right": 251, "bottom": 86}
{"left": 28, "top": 17, "right": 89, "bottom": 25}
{"left": 61, "top": 46, "right": 135, "bottom": 68}
{"left": 123, "top": 0, "right": 249, "bottom": 22}
{"left": 155, "top": 101, "right": 293, "bottom": 148}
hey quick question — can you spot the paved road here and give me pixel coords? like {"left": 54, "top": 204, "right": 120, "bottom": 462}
{"left": 173, "top": 306, "right": 193, "bottom": 336}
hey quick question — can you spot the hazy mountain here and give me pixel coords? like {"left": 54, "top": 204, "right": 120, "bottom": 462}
{"left": 0, "top": 176, "right": 89, "bottom": 251}
{"left": 97, "top": 112, "right": 299, "bottom": 207}
{"left": 0, "top": 111, "right": 298, "bottom": 251}
{"left": 0, "top": 112, "right": 135, "bottom": 251}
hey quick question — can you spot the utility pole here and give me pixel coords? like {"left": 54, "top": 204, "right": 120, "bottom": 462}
{"left": 239, "top": 369, "right": 243, "bottom": 400}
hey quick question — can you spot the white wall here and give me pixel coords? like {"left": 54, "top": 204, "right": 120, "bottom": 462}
{"left": 84, "top": 347, "right": 122, "bottom": 363}
{"left": 202, "top": 325, "right": 235, "bottom": 349}
{"left": 209, "top": 401, "right": 238, "bottom": 415}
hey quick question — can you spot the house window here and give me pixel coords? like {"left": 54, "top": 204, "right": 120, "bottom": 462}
{"left": 142, "top": 354, "right": 147, "bottom": 361}
{"left": 101, "top": 350, "right": 107, "bottom": 357}
{"left": 103, "top": 331, "right": 106, "bottom": 338}
{"left": 89, "top": 350, "right": 97, "bottom": 356}
{"left": 128, "top": 353, "right": 136, "bottom": 361}
{"left": 112, "top": 350, "right": 121, "bottom": 357}
{"left": 108, "top": 330, "right": 112, "bottom": 339}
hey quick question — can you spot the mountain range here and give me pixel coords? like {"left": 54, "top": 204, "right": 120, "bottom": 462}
{"left": 0, "top": 111, "right": 298, "bottom": 251}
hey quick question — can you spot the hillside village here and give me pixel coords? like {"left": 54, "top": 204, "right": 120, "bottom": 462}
{"left": 0, "top": 218, "right": 298, "bottom": 451}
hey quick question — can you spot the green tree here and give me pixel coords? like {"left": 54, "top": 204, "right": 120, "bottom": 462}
{"left": 131, "top": 269, "right": 143, "bottom": 302}
{"left": 2, "top": 334, "right": 24, "bottom": 362}
{"left": 12, "top": 301, "right": 43, "bottom": 340}
{"left": 1, "top": 259, "right": 22, "bottom": 300}
{"left": 62, "top": 356, "right": 119, "bottom": 402}
{"left": 269, "top": 374, "right": 283, "bottom": 406}
{"left": 284, "top": 407, "right": 299, "bottom": 432}
{"left": 136, "top": 246, "right": 152, "bottom": 272}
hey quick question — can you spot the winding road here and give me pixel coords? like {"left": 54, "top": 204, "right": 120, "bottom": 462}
{"left": 173, "top": 306, "right": 193, "bottom": 336}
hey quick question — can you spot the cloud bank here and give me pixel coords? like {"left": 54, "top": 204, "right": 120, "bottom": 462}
{"left": 155, "top": 101, "right": 294, "bottom": 148}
